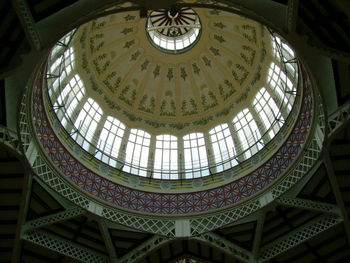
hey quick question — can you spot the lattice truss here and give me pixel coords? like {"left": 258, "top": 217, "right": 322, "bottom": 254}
{"left": 16, "top": 97, "right": 350, "bottom": 262}
{"left": 0, "top": 125, "right": 21, "bottom": 155}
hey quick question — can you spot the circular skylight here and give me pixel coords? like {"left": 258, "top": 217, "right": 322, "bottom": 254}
{"left": 146, "top": 7, "right": 201, "bottom": 53}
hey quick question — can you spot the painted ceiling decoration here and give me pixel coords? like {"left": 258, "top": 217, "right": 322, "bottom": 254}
{"left": 75, "top": 8, "right": 271, "bottom": 133}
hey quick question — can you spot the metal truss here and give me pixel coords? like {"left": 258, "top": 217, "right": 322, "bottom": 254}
{"left": 25, "top": 117, "right": 325, "bottom": 237}
{"left": 118, "top": 235, "right": 171, "bottom": 263}
{"left": 99, "top": 219, "right": 118, "bottom": 262}
{"left": 324, "top": 153, "right": 350, "bottom": 250}
{"left": 190, "top": 200, "right": 262, "bottom": 235}
{"left": 22, "top": 229, "right": 109, "bottom": 263}
{"left": 286, "top": 0, "right": 299, "bottom": 33}
{"left": 284, "top": 159, "right": 323, "bottom": 198}
{"left": 0, "top": 125, "right": 22, "bottom": 156}
{"left": 102, "top": 208, "right": 176, "bottom": 236}
{"left": 276, "top": 197, "right": 340, "bottom": 215}
{"left": 252, "top": 211, "right": 266, "bottom": 261}
{"left": 327, "top": 100, "right": 350, "bottom": 139}
{"left": 193, "top": 232, "right": 253, "bottom": 263}
{"left": 189, "top": 136, "right": 323, "bottom": 236}
{"left": 22, "top": 207, "right": 86, "bottom": 233}
{"left": 11, "top": 0, "right": 41, "bottom": 50}
{"left": 271, "top": 138, "right": 322, "bottom": 199}
{"left": 259, "top": 214, "right": 342, "bottom": 262}
{"left": 31, "top": 153, "right": 177, "bottom": 236}
{"left": 19, "top": 87, "right": 32, "bottom": 152}
{"left": 323, "top": 99, "right": 350, "bottom": 245}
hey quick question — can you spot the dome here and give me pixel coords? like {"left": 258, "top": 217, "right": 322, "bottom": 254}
{"left": 6, "top": 0, "right": 349, "bottom": 261}
{"left": 45, "top": 7, "right": 299, "bottom": 181}
{"left": 25, "top": 0, "right": 317, "bottom": 222}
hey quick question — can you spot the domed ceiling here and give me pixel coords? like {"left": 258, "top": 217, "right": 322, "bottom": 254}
{"left": 29, "top": 3, "right": 315, "bottom": 219}
{"left": 74, "top": 8, "right": 270, "bottom": 133}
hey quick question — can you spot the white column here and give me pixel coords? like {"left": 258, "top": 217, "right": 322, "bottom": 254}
{"left": 116, "top": 127, "right": 130, "bottom": 169}
{"left": 228, "top": 123, "right": 245, "bottom": 163}
{"left": 204, "top": 132, "right": 216, "bottom": 174}
{"left": 147, "top": 135, "right": 156, "bottom": 178}
{"left": 178, "top": 137, "right": 185, "bottom": 180}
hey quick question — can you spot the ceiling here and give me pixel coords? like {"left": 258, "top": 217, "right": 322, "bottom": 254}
{"left": 0, "top": 0, "right": 350, "bottom": 262}
{"left": 71, "top": 8, "right": 272, "bottom": 132}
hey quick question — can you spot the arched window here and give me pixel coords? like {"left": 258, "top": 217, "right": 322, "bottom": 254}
{"left": 233, "top": 109, "right": 262, "bottom": 159}
{"left": 267, "top": 62, "right": 294, "bottom": 111}
{"left": 49, "top": 47, "right": 75, "bottom": 76}
{"left": 54, "top": 74, "right": 85, "bottom": 128}
{"left": 183, "top": 133, "right": 209, "bottom": 178}
{"left": 50, "top": 30, "right": 76, "bottom": 59}
{"left": 209, "top": 123, "right": 237, "bottom": 172}
{"left": 48, "top": 47, "right": 76, "bottom": 98}
{"left": 153, "top": 134, "right": 178, "bottom": 179}
{"left": 253, "top": 88, "right": 284, "bottom": 139}
{"left": 123, "top": 129, "right": 151, "bottom": 177}
{"left": 72, "top": 98, "right": 103, "bottom": 151}
{"left": 96, "top": 116, "right": 125, "bottom": 167}
{"left": 272, "top": 35, "right": 295, "bottom": 61}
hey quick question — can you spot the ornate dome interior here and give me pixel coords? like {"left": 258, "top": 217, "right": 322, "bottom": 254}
{"left": 1, "top": 0, "right": 350, "bottom": 262}
{"left": 46, "top": 6, "right": 299, "bottom": 180}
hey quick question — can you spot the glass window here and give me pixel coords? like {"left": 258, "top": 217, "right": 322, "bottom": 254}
{"left": 183, "top": 133, "right": 209, "bottom": 178}
{"left": 49, "top": 47, "right": 75, "bottom": 76}
{"left": 54, "top": 74, "right": 85, "bottom": 128}
{"left": 267, "top": 62, "right": 295, "bottom": 111}
{"left": 123, "top": 129, "right": 151, "bottom": 177}
{"left": 48, "top": 47, "right": 75, "bottom": 99}
{"left": 96, "top": 116, "right": 125, "bottom": 167}
{"left": 272, "top": 35, "right": 295, "bottom": 60}
{"left": 72, "top": 98, "right": 103, "bottom": 151}
{"left": 233, "top": 109, "right": 263, "bottom": 159}
{"left": 153, "top": 134, "right": 178, "bottom": 179}
{"left": 209, "top": 123, "right": 238, "bottom": 172}
{"left": 272, "top": 35, "right": 298, "bottom": 78}
{"left": 253, "top": 88, "right": 284, "bottom": 139}
{"left": 50, "top": 30, "right": 76, "bottom": 59}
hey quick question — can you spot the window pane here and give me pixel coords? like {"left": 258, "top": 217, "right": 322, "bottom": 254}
{"left": 183, "top": 133, "right": 209, "bottom": 178}
{"left": 153, "top": 135, "right": 178, "bottom": 179}
{"left": 71, "top": 98, "right": 103, "bottom": 151}
{"left": 233, "top": 109, "right": 263, "bottom": 159}
{"left": 123, "top": 129, "right": 151, "bottom": 177}
{"left": 96, "top": 116, "right": 125, "bottom": 166}
{"left": 209, "top": 123, "right": 238, "bottom": 172}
